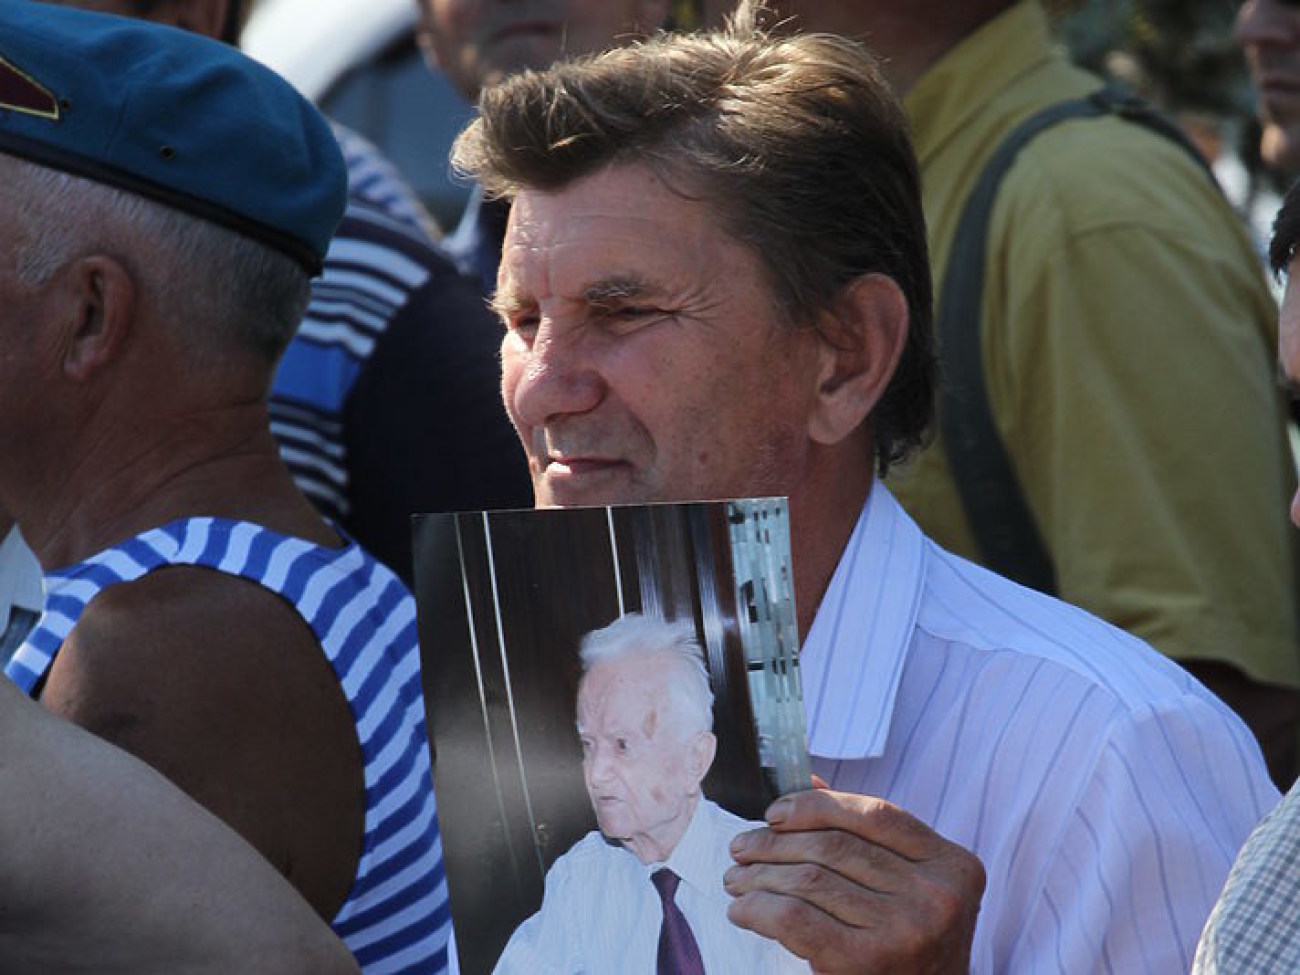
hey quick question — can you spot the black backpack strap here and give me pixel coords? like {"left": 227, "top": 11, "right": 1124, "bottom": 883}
{"left": 937, "top": 85, "right": 1213, "bottom": 594}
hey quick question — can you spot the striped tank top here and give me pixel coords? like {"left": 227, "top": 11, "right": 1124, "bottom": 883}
{"left": 5, "top": 517, "right": 450, "bottom": 973}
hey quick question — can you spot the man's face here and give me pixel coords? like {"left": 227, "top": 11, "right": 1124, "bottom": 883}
{"left": 416, "top": 0, "right": 666, "bottom": 102}
{"left": 496, "top": 162, "right": 827, "bottom": 509}
{"left": 577, "top": 655, "right": 713, "bottom": 863}
{"left": 1280, "top": 259, "right": 1300, "bottom": 527}
{"left": 1238, "top": 0, "right": 1300, "bottom": 171}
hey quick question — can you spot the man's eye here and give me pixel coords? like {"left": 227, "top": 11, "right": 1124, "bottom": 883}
{"left": 597, "top": 306, "right": 666, "bottom": 335}
{"left": 615, "top": 737, "right": 630, "bottom": 753}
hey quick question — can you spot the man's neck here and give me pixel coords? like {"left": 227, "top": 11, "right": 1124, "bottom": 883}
{"left": 14, "top": 402, "right": 333, "bottom": 570}
{"left": 622, "top": 793, "right": 702, "bottom": 866}
{"left": 790, "top": 459, "right": 875, "bottom": 643}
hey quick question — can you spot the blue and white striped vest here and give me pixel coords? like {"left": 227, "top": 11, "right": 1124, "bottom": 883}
{"left": 5, "top": 517, "right": 450, "bottom": 974}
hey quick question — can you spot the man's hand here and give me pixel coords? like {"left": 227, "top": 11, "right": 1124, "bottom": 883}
{"left": 724, "top": 788, "right": 985, "bottom": 974}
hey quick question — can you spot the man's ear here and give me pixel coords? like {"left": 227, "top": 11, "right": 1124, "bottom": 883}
{"left": 807, "top": 273, "right": 909, "bottom": 447}
{"left": 60, "top": 256, "right": 136, "bottom": 383}
{"left": 687, "top": 731, "right": 717, "bottom": 786}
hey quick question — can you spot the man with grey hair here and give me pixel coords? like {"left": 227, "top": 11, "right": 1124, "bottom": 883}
{"left": 495, "top": 613, "right": 807, "bottom": 973}
{"left": 0, "top": 7, "right": 450, "bottom": 971}
{"left": 44, "top": 0, "right": 533, "bottom": 583}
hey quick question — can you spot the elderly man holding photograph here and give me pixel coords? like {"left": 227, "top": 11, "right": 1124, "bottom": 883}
{"left": 496, "top": 614, "right": 806, "bottom": 973}
{"left": 453, "top": 2, "right": 1278, "bottom": 970}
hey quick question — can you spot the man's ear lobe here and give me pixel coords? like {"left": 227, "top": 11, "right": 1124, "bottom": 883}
{"left": 62, "top": 256, "right": 135, "bottom": 383}
{"left": 807, "top": 273, "right": 909, "bottom": 447}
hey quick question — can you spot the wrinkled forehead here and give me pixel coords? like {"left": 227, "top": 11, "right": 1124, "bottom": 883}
{"left": 497, "top": 164, "right": 751, "bottom": 307}
{"left": 577, "top": 656, "right": 675, "bottom": 729}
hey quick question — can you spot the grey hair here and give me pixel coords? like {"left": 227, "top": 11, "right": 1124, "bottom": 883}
{"left": 579, "top": 613, "right": 715, "bottom": 734}
{"left": 1, "top": 155, "right": 310, "bottom": 365}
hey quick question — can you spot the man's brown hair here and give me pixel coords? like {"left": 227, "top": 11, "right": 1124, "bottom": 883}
{"left": 452, "top": 0, "right": 936, "bottom": 474}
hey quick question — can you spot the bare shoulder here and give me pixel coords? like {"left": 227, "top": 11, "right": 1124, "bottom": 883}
{"left": 42, "top": 565, "right": 340, "bottom": 752}
{"left": 40, "top": 564, "right": 365, "bottom": 918}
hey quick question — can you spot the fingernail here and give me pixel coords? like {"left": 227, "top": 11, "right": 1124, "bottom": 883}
{"left": 766, "top": 798, "right": 791, "bottom": 825}
{"left": 723, "top": 866, "right": 741, "bottom": 890}
{"left": 730, "top": 834, "right": 750, "bottom": 856}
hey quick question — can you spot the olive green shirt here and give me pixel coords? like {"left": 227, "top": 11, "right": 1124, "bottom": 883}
{"left": 887, "top": 1, "right": 1300, "bottom": 687}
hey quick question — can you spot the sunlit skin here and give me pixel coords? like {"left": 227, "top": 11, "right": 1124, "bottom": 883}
{"left": 1238, "top": 0, "right": 1300, "bottom": 172}
{"left": 415, "top": 0, "right": 667, "bottom": 102}
{"left": 494, "top": 163, "right": 828, "bottom": 512}
{"left": 1280, "top": 262, "right": 1300, "bottom": 526}
{"left": 576, "top": 654, "right": 716, "bottom": 865}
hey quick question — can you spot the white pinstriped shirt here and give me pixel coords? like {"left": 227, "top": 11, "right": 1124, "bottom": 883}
{"left": 493, "top": 798, "right": 807, "bottom": 974}
{"left": 804, "top": 485, "right": 1279, "bottom": 974}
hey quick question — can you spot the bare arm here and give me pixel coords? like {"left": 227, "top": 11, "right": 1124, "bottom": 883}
{"left": 0, "top": 677, "right": 359, "bottom": 975}
{"left": 38, "top": 567, "right": 365, "bottom": 919}
{"left": 724, "top": 787, "right": 985, "bottom": 974}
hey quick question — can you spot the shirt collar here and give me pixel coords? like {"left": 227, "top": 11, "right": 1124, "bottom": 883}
{"left": 800, "top": 484, "right": 927, "bottom": 761}
{"left": 905, "top": 1, "right": 1056, "bottom": 166}
{"left": 662, "top": 797, "right": 721, "bottom": 894}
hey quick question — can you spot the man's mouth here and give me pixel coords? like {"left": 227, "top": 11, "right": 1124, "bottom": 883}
{"left": 545, "top": 456, "right": 625, "bottom": 476}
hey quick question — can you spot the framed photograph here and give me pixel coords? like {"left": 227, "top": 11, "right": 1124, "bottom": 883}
{"left": 413, "top": 498, "right": 807, "bottom": 974}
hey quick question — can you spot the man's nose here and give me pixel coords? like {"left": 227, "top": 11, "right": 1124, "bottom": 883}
{"left": 505, "top": 321, "right": 605, "bottom": 429}
{"left": 586, "top": 744, "right": 614, "bottom": 784}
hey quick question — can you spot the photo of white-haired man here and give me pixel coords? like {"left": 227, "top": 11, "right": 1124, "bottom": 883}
{"left": 494, "top": 613, "right": 807, "bottom": 974}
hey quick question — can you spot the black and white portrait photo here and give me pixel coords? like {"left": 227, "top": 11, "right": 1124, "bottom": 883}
{"left": 412, "top": 499, "right": 808, "bottom": 974}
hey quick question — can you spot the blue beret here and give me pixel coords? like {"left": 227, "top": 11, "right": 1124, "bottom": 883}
{"left": 0, "top": 3, "right": 347, "bottom": 273}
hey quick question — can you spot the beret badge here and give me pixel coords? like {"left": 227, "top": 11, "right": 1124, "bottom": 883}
{"left": 0, "top": 57, "right": 58, "bottom": 121}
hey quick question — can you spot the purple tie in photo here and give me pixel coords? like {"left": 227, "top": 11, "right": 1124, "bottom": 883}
{"left": 652, "top": 868, "right": 706, "bottom": 975}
